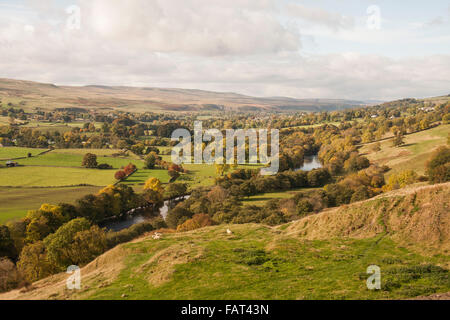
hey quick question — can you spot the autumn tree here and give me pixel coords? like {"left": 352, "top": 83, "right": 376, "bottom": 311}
{"left": 207, "top": 186, "right": 229, "bottom": 204}
{"left": 67, "top": 226, "right": 107, "bottom": 266}
{"left": 143, "top": 177, "right": 164, "bottom": 209}
{"left": 165, "top": 183, "right": 188, "bottom": 199}
{"left": 144, "top": 177, "right": 163, "bottom": 193}
{"left": 0, "top": 226, "right": 16, "bottom": 260}
{"left": 25, "top": 204, "right": 69, "bottom": 242}
{"left": 123, "top": 163, "right": 137, "bottom": 176}
{"left": 426, "top": 146, "right": 450, "bottom": 184}
{"left": 392, "top": 133, "right": 405, "bottom": 147}
{"left": 82, "top": 153, "right": 98, "bottom": 168}
{"left": 215, "top": 163, "right": 231, "bottom": 177}
{"left": 144, "top": 153, "right": 157, "bottom": 169}
{"left": 0, "top": 258, "right": 27, "bottom": 293}
{"left": 168, "top": 169, "right": 180, "bottom": 182}
{"left": 114, "top": 170, "right": 127, "bottom": 180}
{"left": 17, "top": 241, "right": 56, "bottom": 282}
{"left": 43, "top": 218, "right": 91, "bottom": 270}
{"left": 383, "top": 170, "right": 418, "bottom": 191}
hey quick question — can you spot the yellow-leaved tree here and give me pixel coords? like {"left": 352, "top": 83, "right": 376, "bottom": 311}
{"left": 143, "top": 177, "right": 164, "bottom": 208}
{"left": 144, "top": 177, "right": 163, "bottom": 193}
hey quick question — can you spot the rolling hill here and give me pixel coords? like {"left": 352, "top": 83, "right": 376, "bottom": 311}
{"left": 0, "top": 78, "right": 370, "bottom": 113}
{"left": 2, "top": 182, "right": 448, "bottom": 300}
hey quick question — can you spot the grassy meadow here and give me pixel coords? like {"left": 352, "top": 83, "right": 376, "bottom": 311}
{"left": 0, "top": 186, "right": 102, "bottom": 224}
{"left": 17, "top": 152, "right": 140, "bottom": 169}
{"left": 0, "top": 147, "right": 49, "bottom": 160}
{"left": 0, "top": 166, "right": 117, "bottom": 187}
{"left": 0, "top": 145, "right": 241, "bottom": 223}
{"left": 360, "top": 124, "right": 450, "bottom": 176}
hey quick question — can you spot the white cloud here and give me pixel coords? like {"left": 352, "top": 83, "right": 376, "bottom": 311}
{"left": 285, "top": 3, "right": 354, "bottom": 31}
{"left": 76, "top": 0, "right": 300, "bottom": 56}
{"left": 0, "top": 0, "right": 449, "bottom": 101}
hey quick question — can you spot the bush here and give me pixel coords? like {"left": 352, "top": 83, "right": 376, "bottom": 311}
{"left": 177, "top": 214, "right": 215, "bottom": 232}
{"left": 383, "top": 170, "right": 418, "bottom": 191}
{"left": 166, "top": 206, "right": 193, "bottom": 229}
{"left": 106, "top": 221, "right": 158, "bottom": 248}
{"left": 0, "top": 258, "right": 27, "bottom": 293}
{"left": 296, "top": 200, "right": 313, "bottom": 216}
{"left": 97, "top": 163, "right": 113, "bottom": 170}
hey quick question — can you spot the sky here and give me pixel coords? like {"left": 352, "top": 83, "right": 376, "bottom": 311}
{"left": 0, "top": 0, "right": 449, "bottom": 101}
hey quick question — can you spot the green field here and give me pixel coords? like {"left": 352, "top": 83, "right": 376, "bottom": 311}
{"left": 0, "top": 186, "right": 102, "bottom": 224}
{"left": 18, "top": 152, "right": 142, "bottom": 169}
{"left": 182, "top": 163, "right": 262, "bottom": 187}
{"left": 0, "top": 147, "right": 49, "bottom": 160}
{"left": 0, "top": 166, "right": 116, "bottom": 187}
{"left": 122, "top": 169, "right": 171, "bottom": 186}
{"left": 52, "top": 148, "right": 140, "bottom": 158}
{"left": 157, "top": 146, "right": 263, "bottom": 187}
{"left": 360, "top": 124, "right": 450, "bottom": 176}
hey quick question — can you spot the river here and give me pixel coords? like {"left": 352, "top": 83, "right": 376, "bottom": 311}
{"left": 296, "top": 154, "right": 322, "bottom": 171}
{"left": 103, "top": 195, "right": 190, "bottom": 232}
{"left": 104, "top": 156, "right": 321, "bottom": 231}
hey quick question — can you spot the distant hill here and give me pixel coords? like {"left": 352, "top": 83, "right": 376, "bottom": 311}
{"left": 2, "top": 182, "right": 448, "bottom": 300}
{"left": 0, "top": 78, "right": 370, "bottom": 113}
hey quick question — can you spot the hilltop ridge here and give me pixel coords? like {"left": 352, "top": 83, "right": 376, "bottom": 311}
{"left": 0, "top": 78, "right": 370, "bottom": 112}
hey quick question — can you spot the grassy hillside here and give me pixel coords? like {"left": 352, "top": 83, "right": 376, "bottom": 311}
{"left": 360, "top": 124, "right": 449, "bottom": 176}
{"left": 2, "top": 183, "right": 448, "bottom": 300}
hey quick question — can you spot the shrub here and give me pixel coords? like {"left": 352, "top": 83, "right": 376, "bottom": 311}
{"left": 166, "top": 206, "right": 194, "bottom": 229}
{"left": 97, "top": 163, "right": 112, "bottom": 170}
{"left": 296, "top": 200, "right": 313, "bottom": 216}
{"left": 383, "top": 170, "right": 418, "bottom": 191}
{"left": 0, "top": 258, "right": 27, "bottom": 293}
{"left": 165, "top": 183, "right": 188, "bottom": 199}
{"left": 177, "top": 214, "right": 215, "bottom": 232}
{"left": 106, "top": 221, "right": 157, "bottom": 248}
{"left": 168, "top": 169, "right": 180, "bottom": 182}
